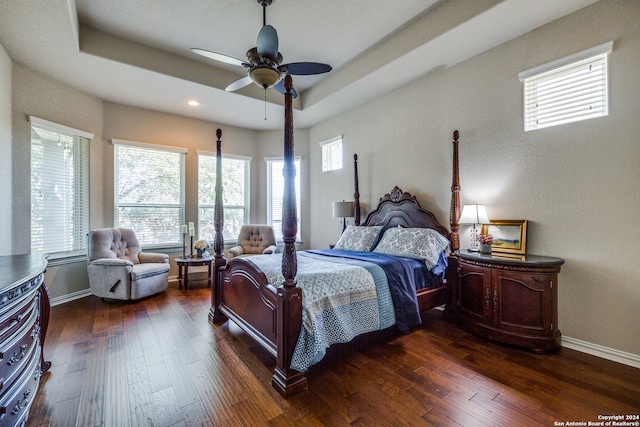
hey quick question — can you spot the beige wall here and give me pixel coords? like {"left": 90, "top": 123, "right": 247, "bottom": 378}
{"left": 0, "top": 43, "right": 11, "bottom": 256}
{"left": 309, "top": 0, "right": 640, "bottom": 357}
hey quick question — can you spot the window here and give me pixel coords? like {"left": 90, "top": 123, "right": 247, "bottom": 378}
{"left": 198, "top": 152, "right": 251, "bottom": 241}
{"left": 266, "top": 157, "right": 301, "bottom": 241}
{"left": 519, "top": 41, "right": 612, "bottom": 131}
{"left": 30, "top": 117, "right": 92, "bottom": 257}
{"left": 320, "top": 135, "right": 343, "bottom": 172}
{"left": 112, "top": 139, "right": 186, "bottom": 246}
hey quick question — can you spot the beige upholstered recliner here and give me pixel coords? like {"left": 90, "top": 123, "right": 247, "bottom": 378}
{"left": 228, "top": 224, "right": 277, "bottom": 258}
{"left": 87, "top": 227, "right": 169, "bottom": 300}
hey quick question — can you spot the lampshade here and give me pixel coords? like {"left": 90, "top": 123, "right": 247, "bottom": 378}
{"left": 459, "top": 204, "right": 490, "bottom": 225}
{"left": 249, "top": 65, "right": 281, "bottom": 89}
{"left": 332, "top": 201, "right": 354, "bottom": 218}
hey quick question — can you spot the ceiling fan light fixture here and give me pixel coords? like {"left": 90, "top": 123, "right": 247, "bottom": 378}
{"left": 249, "top": 66, "right": 281, "bottom": 89}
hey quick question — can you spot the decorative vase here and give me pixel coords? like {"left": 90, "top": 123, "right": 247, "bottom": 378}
{"left": 479, "top": 243, "right": 492, "bottom": 254}
{"left": 196, "top": 249, "right": 204, "bottom": 257}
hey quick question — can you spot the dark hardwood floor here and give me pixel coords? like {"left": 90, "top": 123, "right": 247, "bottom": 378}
{"left": 28, "top": 280, "right": 640, "bottom": 426}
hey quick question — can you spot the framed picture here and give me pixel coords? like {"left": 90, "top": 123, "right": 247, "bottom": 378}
{"left": 480, "top": 220, "right": 528, "bottom": 255}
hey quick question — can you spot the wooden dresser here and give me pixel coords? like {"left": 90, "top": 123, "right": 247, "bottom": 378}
{"left": 455, "top": 250, "right": 564, "bottom": 353}
{"left": 0, "top": 255, "right": 50, "bottom": 426}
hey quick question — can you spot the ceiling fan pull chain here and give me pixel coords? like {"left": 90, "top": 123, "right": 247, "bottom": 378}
{"left": 264, "top": 89, "right": 267, "bottom": 120}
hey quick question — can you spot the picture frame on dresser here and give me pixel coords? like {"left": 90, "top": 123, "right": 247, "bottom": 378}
{"left": 481, "top": 219, "right": 528, "bottom": 254}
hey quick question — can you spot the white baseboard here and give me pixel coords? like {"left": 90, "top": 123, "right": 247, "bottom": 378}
{"left": 562, "top": 336, "right": 640, "bottom": 369}
{"left": 50, "top": 289, "right": 93, "bottom": 306}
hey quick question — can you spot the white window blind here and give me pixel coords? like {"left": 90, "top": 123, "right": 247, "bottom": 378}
{"left": 112, "top": 140, "right": 185, "bottom": 246}
{"left": 320, "top": 136, "right": 343, "bottom": 172}
{"left": 266, "top": 157, "right": 301, "bottom": 241}
{"left": 30, "top": 117, "right": 92, "bottom": 257}
{"left": 519, "top": 41, "right": 612, "bottom": 131}
{"left": 198, "top": 152, "right": 251, "bottom": 241}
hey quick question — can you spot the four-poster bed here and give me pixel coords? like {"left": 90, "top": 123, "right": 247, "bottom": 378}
{"left": 209, "top": 75, "right": 462, "bottom": 397}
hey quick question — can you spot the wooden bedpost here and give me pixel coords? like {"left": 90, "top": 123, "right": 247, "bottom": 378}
{"left": 446, "top": 130, "right": 461, "bottom": 319}
{"left": 449, "top": 130, "right": 461, "bottom": 253}
{"left": 272, "top": 74, "right": 308, "bottom": 397}
{"left": 209, "top": 128, "right": 227, "bottom": 323}
{"left": 353, "top": 154, "right": 361, "bottom": 225}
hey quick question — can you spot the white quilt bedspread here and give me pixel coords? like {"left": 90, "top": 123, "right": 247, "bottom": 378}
{"left": 245, "top": 251, "right": 395, "bottom": 371}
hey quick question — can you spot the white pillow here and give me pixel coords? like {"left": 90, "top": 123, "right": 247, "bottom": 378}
{"left": 334, "top": 225, "right": 383, "bottom": 252}
{"left": 373, "top": 227, "right": 449, "bottom": 269}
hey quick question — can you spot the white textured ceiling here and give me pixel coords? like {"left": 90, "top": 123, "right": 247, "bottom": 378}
{"left": 0, "top": 0, "right": 598, "bottom": 130}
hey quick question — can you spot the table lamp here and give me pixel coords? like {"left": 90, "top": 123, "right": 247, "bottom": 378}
{"left": 459, "top": 204, "right": 490, "bottom": 251}
{"left": 332, "top": 201, "right": 354, "bottom": 234}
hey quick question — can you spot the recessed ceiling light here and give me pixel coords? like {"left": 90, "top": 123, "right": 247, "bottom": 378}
{"left": 187, "top": 100, "right": 200, "bottom": 106}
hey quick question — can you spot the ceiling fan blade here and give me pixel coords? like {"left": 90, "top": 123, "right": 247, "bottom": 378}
{"left": 225, "top": 75, "right": 253, "bottom": 92}
{"left": 274, "top": 79, "right": 298, "bottom": 98}
{"left": 191, "top": 48, "right": 246, "bottom": 67}
{"left": 284, "top": 62, "right": 332, "bottom": 75}
{"left": 257, "top": 25, "right": 279, "bottom": 60}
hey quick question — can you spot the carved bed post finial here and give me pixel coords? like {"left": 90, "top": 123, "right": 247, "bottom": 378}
{"left": 353, "top": 154, "right": 360, "bottom": 226}
{"left": 450, "top": 130, "right": 461, "bottom": 253}
{"left": 210, "top": 128, "right": 227, "bottom": 322}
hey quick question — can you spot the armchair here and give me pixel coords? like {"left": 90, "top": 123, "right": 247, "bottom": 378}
{"left": 87, "top": 227, "right": 169, "bottom": 300}
{"left": 228, "top": 224, "right": 277, "bottom": 258}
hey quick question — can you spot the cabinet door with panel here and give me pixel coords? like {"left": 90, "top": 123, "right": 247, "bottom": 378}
{"left": 457, "top": 262, "right": 491, "bottom": 324}
{"left": 493, "top": 269, "right": 556, "bottom": 337}
{"left": 456, "top": 251, "right": 563, "bottom": 353}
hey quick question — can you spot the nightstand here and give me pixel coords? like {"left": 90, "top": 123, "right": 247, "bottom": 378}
{"left": 454, "top": 250, "right": 564, "bottom": 353}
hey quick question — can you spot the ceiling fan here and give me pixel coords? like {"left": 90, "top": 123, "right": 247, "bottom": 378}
{"left": 191, "top": 0, "right": 332, "bottom": 98}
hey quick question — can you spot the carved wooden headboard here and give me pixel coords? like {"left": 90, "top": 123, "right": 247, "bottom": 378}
{"left": 362, "top": 186, "right": 450, "bottom": 239}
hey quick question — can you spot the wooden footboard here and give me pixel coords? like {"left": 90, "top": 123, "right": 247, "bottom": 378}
{"left": 215, "top": 258, "right": 308, "bottom": 397}
{"left": 216, "top": 259, "right": 278, "bottom": 353}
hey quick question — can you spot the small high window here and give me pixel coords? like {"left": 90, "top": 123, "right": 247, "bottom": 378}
{"left": 519, "top": 41, "right": 612, "bottom": 131}
{"left": 320, "top": 135, "right": 343, "bottom": 172}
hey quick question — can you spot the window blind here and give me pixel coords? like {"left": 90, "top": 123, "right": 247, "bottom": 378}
{"left": 112, "top": 140, "right": 185, "bottom": 246}
{"left": 266, "top": 157, "right": 301, "bottom": 240}
{"left": 30, "top": 118, "right": 92, "bottom": 257}
{"left": 320, "top": 136, "right": 343, "bottom": 172}
{"left": 519, "top": 41, "right": 612, "bottom": 131}
{"left": 198, "top": 152, "right": 250, "bottom": 241}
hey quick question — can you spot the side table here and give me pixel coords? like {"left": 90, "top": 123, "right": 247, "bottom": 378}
{"left": 175, "top": 256, "right": 213, "bottom": 290}
{"left": 455, "top": 250, "right": 564, "bottom": 352}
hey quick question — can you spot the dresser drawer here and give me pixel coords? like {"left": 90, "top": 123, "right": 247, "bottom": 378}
{"left": 0, "top": 307, "right": 38, "bottom": 394}
{"left": 0, "top": 296, "right": 36, "bottom": 345}
{"left": 0, "top": 343, "right": 40, "bottom": 426}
